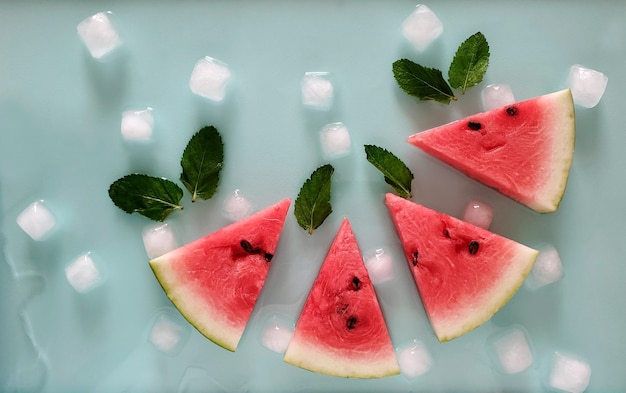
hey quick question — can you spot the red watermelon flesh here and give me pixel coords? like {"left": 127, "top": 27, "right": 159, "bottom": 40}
{"left": 385, "top": 193, "right": 538, "bottom": 342}
{"left": 283, "top": 219, "right": 400, "bottom": 378}
{"left": 149, "top": 198, "right": 290, "bottom": 351}
{"left": 408, "top": 89, "right": 575, "bottom": 213}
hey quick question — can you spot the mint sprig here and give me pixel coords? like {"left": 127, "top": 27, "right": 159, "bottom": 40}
{"left": 294, "top": 164, "right": 334, "bottom": 234}
{"left": 364, "top": 145, "right": 414, "bottom": 199}
{"left": 180, "top": 126, "right": 224, "bottom": 202}
{"left": 392, "top": 59, "right": 456, "bottom": 104}
{"left": 108, "top": 174, "right": 184, "bottom": 222}
{"left": 448, "top": 32, "right": 490, "bottom": 93}
{"left": 393, "top": 32, "right": 490, "bottom": 104}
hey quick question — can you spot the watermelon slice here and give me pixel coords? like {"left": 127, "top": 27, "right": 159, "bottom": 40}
{"left": 149, "top": 198, "right": 290, "bottom": 351}
{"left": 284, "top": 219, "right": 400, "bottom": 378}
{"left": 385, "top": 193, "right": 538, "bottom": 342}
{"left": 408, "top": 89, "right": 575, "bottom": 213}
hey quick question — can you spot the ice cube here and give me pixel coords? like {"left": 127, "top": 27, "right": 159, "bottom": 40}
{"left": 525, "top": 245, "right": 564, "bottom": 290}
{"left": 301, "top": 72, "right": 334, "bottom": 110}
{"left": 142, "top": 223, "right": 178, "bottom": 259}
{"left": 567, "top": 65, "right": 608, "bottom": 108}
{"left": 319, "top": 122, "right": 351, "bottom": 159}
{"left": 463, "top": 200, "right": 494, "bottom": 229}
{"left": 396, "top": 339, "right": 432, "bottom": 379}
{"left": 16, "top": 200, "right": 57, "bottom": 241}
{"left": 261, "top": 316, "right": 294, "bottom": 354}
{"left": 364, "top": 248, "right": 394, "bottom": 284}
{"left": 222, "top": 189, "right": 253, "bottom": 221}
{"left": 189, "top": 56, "right": 232, "bottom": 102}
{"left": 76, "top": 11, "right": 123, "bottom": 60}
{"left": 65, "top": 253, "right": 103, "bottom": 293}
{"left": 121, "top": 108, "right": 154, "bottom": 142}
{"left": 481, "top": 84, "right": 516, "bottom": 111}
{"left": 402, "top": 4, "right": 443, "bottom": 51}
{"left": 490, "top": 327, "right": 533, "bottom": 374}
{"left": 549, "top": 352, "right": 591, "bottom": 393}
{"left": 149, "top": 313, "right": 188, "bottom": 355}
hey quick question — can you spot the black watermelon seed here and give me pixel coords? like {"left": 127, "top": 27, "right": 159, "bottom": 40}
{"left": 352, "top": 276, "right": 361, "bottom": 290}
{"left": 264, "top": 252, "right": 273, "bottom": 262}
{"left": 506, "top": 106, "right": 518, "bottom": 116}
{"left": 412, "top": 251, "right": 419, "bottom": 266}
{"left": 468, "top": 240, "right": 480, "bottom": 255}
{"left": 240, "top": 240, "right": 254, "bottom": 253}
{"left": 444, "top": 229, "right": 450, "bottom": 238}
{"left": 467, "top": 121, "right": 482, "bottom": 130}
{"left": 346, "top": 316, "right": 358, "bottom": 330}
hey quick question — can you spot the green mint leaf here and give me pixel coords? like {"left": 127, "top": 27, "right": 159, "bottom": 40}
{"left": 448, "top": 32, "right": 490, "bottom": 94}
{"left": 392, "top": 59, "right": 456, "bottom": 104}
{"left": 364, "top": 145, "right": 414, "bottom": 199}
{"left": 180, "top": 126, "right": 224, "bottom": 202}
{"left": 108, "top": 174, "right": 184, "bottom": 222}
{"left": 294, "top": 164, "right": 334, "bottom": 235}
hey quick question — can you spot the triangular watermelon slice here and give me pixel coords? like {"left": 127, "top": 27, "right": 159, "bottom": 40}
{"left": 408, "top": 89, "right": 575, "bottom": 213}
{"left": 284, "top": 219, "right": 400, "bottom": 378}
{"left": 149, "top": 198, "right": 290, "bottom": 351}
{"left": 385, "top": 193, "right": 538, "bottom": 342}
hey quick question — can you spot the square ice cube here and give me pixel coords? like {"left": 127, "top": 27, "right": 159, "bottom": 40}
{"left": 481, "top": 84, "right": 516, "bottom": 111}
{"left": 301, "top": 72, "right": 334, "bottom": 110}
{"left": 261, "top": 316, "right": 294, "bottom": 354}
{"left": 396, "top": 339, "right": 432, "bottom": 379}
{"left": 549, "top": 352, "right": 591, "bottom": 393}
{"left": 463, "top": 200, "right": 494, "bottom": 229}
{"left": 149, "top": 313, "right": 188, "bottom": 355}
{"left": 76, "top": 12, "right": 123, "bottom": 60}
{"left": 525, "top": 245, "right": 564, "bottom": 290}
{"left": 319, "top": 122, "right": 351, "bottom": 159}
{"left": 121, "top": 108, "right": 154, "bottom": 142}
{"left": 223, "top": 189, "right": 253, "bottom": 221}
{"left": 142, "top": 223, "right": 178, "bottom": 259}
{"left": 189, "top": 56, "right": 232, "bottom": 102}
{"left": 65, "top": 253, "right": 103, "bottom": 293}
{"left": 490, "top": 327, "right": 533, "bottom": 374}
{"left": 567, "top": 65, "right": 608, "bottom": 108}
{"left": 16, "top": 200, "right": 56, "bottom": 241}
{"left": 364, "top": 248, "right": 394, "bottom": 284}
{"left": 402, "top": 4, "right": 443, "bottom": 51}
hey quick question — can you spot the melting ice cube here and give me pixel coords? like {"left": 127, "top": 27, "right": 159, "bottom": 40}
{"left": 548, "top": 352, "right": 591, "bottom": 393}
{"left": 567, "top": 65, "right": 608, "bottom": 108}
{"left": 489, "top": 327, "right": 533, "bottom": 374}
{"left": 261, "top": 316, "right": 294, "bottom": 354}
{"left": 364, "top": 248, "right": 394, "bottom": 285}
{"left": 148, "top": 313, "right": 189, "bottom": 355}
{"left": 16, "top": 200, "right": 57, "bottom": 241}
{"left": 481, "top": 84, "right": 516, "bottom": 111}
{"left": 142, "top": 223, "right": 178, "bottom": 259}
{"left": 65, "top": 252, "right": 104, "bottom": 293}
{"left": 402, "top": 4, "right": 443, "bottom": 51}
{"left": 396, "top": 339, "right": 432, "bottom": 379}
{"left": 319, "top": 122, "right": 351, "bottom": 160}
{"left": 121, "top": 108, "right": 154, "bottom": 142}
{"left": 76, "top": 11, "right": 123, "bottom": 60}
{"left": 463, "top": 200, "right": 494, "bottom": 229}
{"left": 525, "top": 245, "right": 564, "bottom": 290}
{"left": 222, "top": 189, "right": 253, "bottom": 221}
{"left": 301, "top": 72, "right": 334, "bottom": 110}
{"left": 189, "top": 56, "right": 232, "bottom": 102}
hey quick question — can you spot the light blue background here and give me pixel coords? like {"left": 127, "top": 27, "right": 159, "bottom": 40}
{"left": 1, "top": 1, "right": 625, "bottom": 392}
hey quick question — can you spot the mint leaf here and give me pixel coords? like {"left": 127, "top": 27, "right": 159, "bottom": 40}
{"left": 294, "top": 164, "right": 334, "bottom": 234}
{"left": 180, "top": 126, "right": 224, "bottom": 202}
{"left": 392, "top": 59, "right": 456, "bottom": 104}
{"left": 108, "top": 174, "right": 184, "bottom": 222}
{"left": 364, "top": 145, "right": 414, "bottom": 199}
{"left": 448, "top": 32, "right": 490, "bottom": 94}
